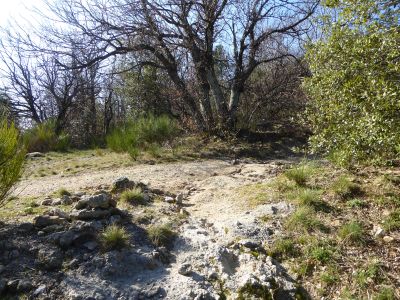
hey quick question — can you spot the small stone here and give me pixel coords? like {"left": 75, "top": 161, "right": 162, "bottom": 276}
{"left": 373, "top": 226, "right": 385, "bottom": 238}
{"left": 67, "top": 258, "right": 79, "bottom": 269}
{"left": 178, "top": 263, "right": 192, "bottom": 276}
{"left": 383, "top": 236, "right": 394, "bottom": 243}
{"left": 70, "top": 208, "right": 112, "bottom": 220}
{"left": 52, "top": 199, "right": 62, "bottom": 206}
{"left": 33, "top": 284, "right": 46, "bottom": 296}
{"left": 0, "top": 279, "right": 5, "bottom": 295}
{"left": 9, "top": 249, "right": 20, "bottom": 259}
{"left": 26, "top": 152, "right": 44, "bottom": 158}
{"left": 34, "top": 215, "right": 67, "bottom": 228}
{"left": 83, "top": 241, "right": 98, "bottom": 251}
{"left": 41, "top": 198, "right": 53, "bottom": 206}
{"left": 164, "top": 196, "right": 174, "bottom": 203}
{"left": 18, "top": 222, "right": 34, "bottom": 232}
{"left": 239, "top": 239, "right": 260, "bottom": 250}
{"left": 17, "top": 280, "right": 33, "bottom": 292}
{"left": 7, "top": 279, "right": 19, "bottom": 292}
{"left": 176, "top": 193, "right": 184, "bottom": 205}
{"left": 37, "top": 248, "right": 63, "bottom": 270}
{"left": 110, "top": 215, "right": 122, "bottom": 224}
{"left": 0, "top": 264, "right": 4, "bottom": 274}
{"left": 75, "top": 193, "right": 111, "bottom": 210}
{"left": 61, "top": 195, "right": 73, "bottom": 205}
{"left": 113, "top": 177, "right": 134, "bottom": 191}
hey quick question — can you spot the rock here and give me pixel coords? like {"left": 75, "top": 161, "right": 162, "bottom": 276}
{"left": 164, "top": 196, "right": 174, "bottom": 203}
{"left": 41, "top": 198, "right": 53, "bottom": 206}
{"left": 0, "top": 279, "right": 5, "bottom": 295}
{"left": 34, "top": 215, "right": 67, "bottom": 228}
{"left": 52, "top": 199, "right": 62, "bottom": 206}
{"left": 383, "top": 236, "right": 394, "bottom": 243}
{"left": 48, "top": 208, "right": 70, "bottom": 219}
{"left": 61, "top": 195, "right": 73, "bottom": 205}
{"left": 37, "top": 248, "right": 63, "bottom": 270}
{"left": 67, "top": 258, "right": 79, "bottom": 269}
{"left": 75, "top": 193, "right": 111, "bottom": 210}
{"left": 59, "top": 231, "right": 76, "bottom": 248}
{"left": 18, "top": 222, "right": 34, "bottom": 232}
{"left": 109, "top": 215, "right": 121, "bottom": 224}
{"left": 113, "top": 177, "right": 134, "bottom": 191}
{"left": 26, "top": 152, "right": 44, "bottom": 158}
{"left": 373, "top": 226, "right": 385, "bottom": 238}
{"left": 178, "top": 263, "right": 192, "bottom": 276}
{"left": 70, "top": 208, "right": 112, "bottom": 220}
{"left": 0, "top": 264, "right": 4, "bottom": 274}
{"left": 83, "top": 241, "right": 98, "bottom": 251}
{"left": 239, "top": 239, "right": 260, "bottom": 250}
{"left": 33, "top": 284, "right": 46, "bottom": 296}
{"left": 8, "top": 249, "right": 20, "bottom": 259}
{"left": 176, "top": 193, "right": 184, "bottom": 205}
{"left": 6, "top": 279, "right": 19, "bottom": 292}
{"left": 17, "top": 279, "right": 33, "bottom": 292}
{"left": 42, "top": 224, "right": 64, "bottom": 234}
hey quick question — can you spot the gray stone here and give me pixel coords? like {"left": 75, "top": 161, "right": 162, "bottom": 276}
{"left": 26, "top": 152, "right": 44, "bottom": 158}
{"left": 75, "top": 193, "right": 111, "bottom": 210}
{"left": 8, "top": 249, "right": 20, "bottom": 259}
{"left": 83, "top": 241, "right": 98, "bottom": 251}
{"left": 176, "top": 193, "right": 184, "bottom": 205}
{"left": 59, "top": 231, "right": 77, "bottom": 248}
{"left": 33, "top": 284, "right": 46, "bottom": 296}
{"left": 239, "top": 239, "right": 260, "bottom": 250}
{"left": 37, "top": 248, "right": 63, "bottom": 270}
{"left": 61, "top": 195, "right": 73, "bottom": 205}
{"left": 18, "top": 222, "right": 34, "bottom": 232}
{"left": 178, "top": 263, "right": 192, "bottom": 276}
{"left": 109, "top": 215, "right": 121, "bottom": 224}
{"left": 113, "top": 177, "right": 134, "bottom": 191}
{"left": 164, "top": 196, "right": 174, "bottom": 203}
{"left": 0, "top": 279, "right": 5, "bottom": 295}
{"left": 6, "top": 279, "right": 19, "bottom": 292}
{"left": 42, "top": 224, "right": 64, "bottom": 233}
{"left": 41, "top": 198, "right": 53, "bottom": 206}
{"left": 0, "top": 264, "right": 4, "bottom": 274}
{"left": 34, "top": 215, "right": 67, "bottom": 228}
{"left": 17, "top": 279, "right": 33, "bottom": 292}
{"left": 70, "top": 209, "right": 112, "bottom": 220}
{"left": 52, "top": 199, "right": 62, "bottom": 206}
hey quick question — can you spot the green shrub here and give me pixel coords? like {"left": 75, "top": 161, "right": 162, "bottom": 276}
{"left": 0, "top": 121, "right": 25, "bottom": 205}
{"left": 100, "top": 224, "right": 130, "bottom": 250}
{"left": 303, "top": 0, "right": 400, "bottom": 166}
{"left": 120, "top": 187, "right": 146, "bottom": 205}
{"left": 106, "top": 115, "right": 179, "bottom": 159}
{"left": 147, "top": 223, "right": 177, "bottom": 247}
{"left": 23, "top": 121, "right": 70, "bottom": 152}
{"left": 338, "top": 221, "right": 365, "bottom": 245}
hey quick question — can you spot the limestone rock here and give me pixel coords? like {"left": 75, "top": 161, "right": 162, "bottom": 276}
{"left": 34, "top": 215, "right": 67, "bottom": 228}
{"left": 37, "top": 248, "right": 63, "bottom": 270}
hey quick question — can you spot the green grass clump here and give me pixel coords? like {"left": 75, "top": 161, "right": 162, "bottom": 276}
{"left": 338, "top": 221, "right": 365, "bottom": 244}
{"left": 285, "top": 206, "right": 324, "bottom": 232}
{"left": 268, "top": 238, "right": 298, "bottom": 260}
{"left": 308, "top": 244, "right": 335, "bottom": 264}
{"left": 147, "top": 224, "right": 177, "bottom": 247}
{"left": 382, "top": 209, "right": 400, "bottom": 232}
{"left": 100, "top": 224, "right": 130, "bottom": 250}
{"left": 320, "top": 267, "right": 339, "bottom": 286}
{"left": 120, "top": 187, "right": 146, "bottom": 205}
{"left": 106, "top": 114, "right": 179, "bottom": 159}
{"left": 284, "top": 166, "right": 311, "bottom": 186}
{"left": 373, "top": 287, "right": 396, "bottom": 300}
{"left": 347, "top": 198, "right": 366, "bottom": 208}
{"left": 57, "top": 188, "right": 71, "bottom": 197}
{"left": 354, "top": 260, "right": 382, "bottom": 288}
{"left": 331, "top": 176, "right": 361, "bottom": 199}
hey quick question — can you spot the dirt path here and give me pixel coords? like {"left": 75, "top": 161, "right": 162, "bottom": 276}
{"left": 13, "top": 158, "right": 300, "bottom": 299}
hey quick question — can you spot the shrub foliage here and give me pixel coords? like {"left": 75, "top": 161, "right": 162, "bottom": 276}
{"left": 0, "top": 121, "right": 25, "bottom": 205}
{"left": 303, "top": 0, "right": 400, "bottom": 165}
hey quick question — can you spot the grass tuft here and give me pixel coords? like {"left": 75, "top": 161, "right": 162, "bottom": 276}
{"left": 285, "top": 206, "right": 325, "bottom": 232}
{"left": 284, "top": 166, "right": 311, "bottom": 186}
{"left": 147, "top": 224, "right": 177, "bottom": 247}
{"left": 338, "top": 221, "right": 365, "bottom": 245}
{"left": 331, "top": 176, "right": 361, "bottom": 199}
{"left": 382, "top": 209, "right": 400, "bottom": 232}
{"left": 57, "top": 188, "right": 71, "bottom": 197}
{"left": 268, "top": 238, "right": 298, "bottom": 260}
{"left": 100, "top": 224, "right": 130, "bottom": 250}
{"left": 120, "top": 187, "right": 146, "bottom": 205}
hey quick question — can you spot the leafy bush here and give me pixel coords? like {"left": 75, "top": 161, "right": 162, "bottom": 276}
{"left": 100, "top": 224, "right": 130, "bottom": 250}
{"left": 303, "top": 0, "right": 400, "bottom": 166}
{"left": 23, "top": 120, "right": 70, "bottom": 152}
{"left": 0, "top": 120, "right": 25, "bottom": 205}
{"left": 106, "top": 115, "right": 179, "bottom": 159}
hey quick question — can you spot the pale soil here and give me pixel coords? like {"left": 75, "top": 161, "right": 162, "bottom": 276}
{"left": 11, "top": 155, "right": 301, "bottom": 299}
